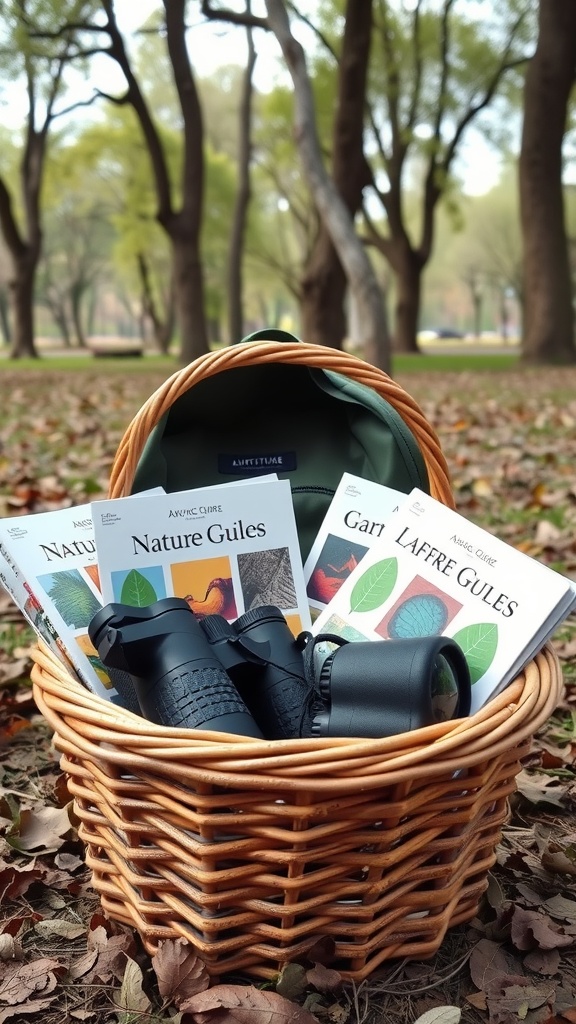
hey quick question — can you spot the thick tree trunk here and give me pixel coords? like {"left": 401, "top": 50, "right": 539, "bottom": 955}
{"left": 0, "top": 290, "right": 11, "bottom": 344}
{"left": 172, "top": 232, "right": 210, "bottom": 364}
{"left": 519, "top": 0, "right": 576, "bottom": 365}
{"left": 300, "top": 0, "right": 373, "bottom": 350}
{"left": 393, "top": 248, "right": 421, "bottom": 353}
{"left": 265, "top": 0, "right": 390, "bottom": 373}
{"left": 8, "top": 256, "right": 38, "bottom": 358}
{"left": 301, "top": 236, "right": 347, "bottom": 345}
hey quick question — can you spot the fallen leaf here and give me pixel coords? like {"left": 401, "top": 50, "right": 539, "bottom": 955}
{"left": 152, "top": 939, "right": 209, "bottom": 1006}
{"left": 0, "top": 936, "right": 22, "bottom": 962}
{"left": 510, "top": 905, "right": 574, "bottom": 951}
{"left": 515, "top": 770, "right": 567, "bottom": 808}
{"left": 412, "top": 1008, "right": 461, "bottom": 1024}
{"left": 305, "top": 962, "right": 342, "bottom": 995}
{"left": 34, "top": 919, "right": 86, "bottom": 940}
{"left": 302, "top": 936, "right": 336, "bottom": 965}
{"left": 469, "top": 938, "right": 523, "bottom": 991}
{"left": 0, "top": 958, "right": 63, "bottom": 1004}
{"left": 541, "top": 843, "right": 576, "bottom": 877}
{"left": 542, "top": 895, "right": 576, "bottom": 924}
{"left": 0, "top": 995, "right": 58, "bottom": 1022}
{"left": 276, "top": 963, "right": 308, "bottom": 1001}
{"left": 114, "top": 957, "right": 151, "bottom": 1016}
{"left": 179, "top": 983, "right": 320, "bottom": 1022}
{"left": 8, "top": 804, "right": 74, "bottom": 854}
{"left": 523, "top": 948, "right": 561, "bottom": 975}
{"left": 68, "top": 949, "right": 99, "bottom": 980}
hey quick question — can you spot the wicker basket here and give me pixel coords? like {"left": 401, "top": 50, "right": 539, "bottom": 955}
{"left": 31, "top": 340, "right": 563, "bottom": 982}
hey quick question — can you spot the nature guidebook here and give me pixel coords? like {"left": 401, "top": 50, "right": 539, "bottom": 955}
{"left": 0, "top": 503, "right": 114, "bottom": 700}
{"left": 312, "top": 487, "right": 576, "bottom": 714}
{"left": 303, "top": 472, "right": 405, "bottom": 619}
{"left": 93, "top": 478, "right": 311, "bottom": 635}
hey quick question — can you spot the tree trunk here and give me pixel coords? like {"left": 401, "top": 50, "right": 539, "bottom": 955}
{"left": 301, "top": 235, "right": 347, "bottom": 345}
{"left": 70, "top": 283, "right": 87, "bottom": 348}
{"left": 228, "top": 9, "right": 256, "bottom": 345}
{"left": 137, "top": 252, "right": 174, "bottom": 354}
{"left": 393, "top": 248, "right": 421, "bottom": 353}
{"left": 519, "top": 0, "right": 576, "bottom": 364}
{"left": 0, "top": 290, "right": 11, "bottom": 345}
{"left": 8, "top": 256, "right": 38, "bottom": 358}
{"left": 265, "top": 0, "right": 390, "bottom": 373}
{"left": 172, "top": 231, "right": 210, "bottom": 364}
{"left": 300, "top": 0, "right": 373, "bottom": 350}
{"left": 472, "top": 291, "right": 482, "bottom": 339}
{"left": 48, "top": 299, "right": 72, "bottom": 347}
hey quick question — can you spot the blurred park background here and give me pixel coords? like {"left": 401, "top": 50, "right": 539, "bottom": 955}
{"left": 0, "top": 0, "right": 575, "bottom": 373}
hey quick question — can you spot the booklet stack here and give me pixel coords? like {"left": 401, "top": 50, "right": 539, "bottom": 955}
{"left": 1, "top": 471, "right": 574, "bottom": 719}
{"left": 310, "top": 485, "right": 576, "bottom": 715}
{"left": 0, "top": 477, "right": 311, "bottom": 704}
{"left": 0, "top": 502, "right": 113, "bottom": 699}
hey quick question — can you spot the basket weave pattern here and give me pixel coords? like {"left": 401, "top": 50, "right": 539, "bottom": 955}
{"left": 30, "top": 341, "right": 563, "bottom": 981}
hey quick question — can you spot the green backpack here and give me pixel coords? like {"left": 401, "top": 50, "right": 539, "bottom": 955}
{"left": 132, "top": 330, "right": 429, "bottom": 560}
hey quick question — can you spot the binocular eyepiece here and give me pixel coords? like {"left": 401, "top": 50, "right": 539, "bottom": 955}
{"left": 89, "top": 598, "right": 471, "bottom": 740}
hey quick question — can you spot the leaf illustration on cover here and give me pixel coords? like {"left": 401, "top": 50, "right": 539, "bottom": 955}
{"left": 120, "top": 569, "right": 158, "bottom": 607}
{"left": 349, "top": 557, "right": 398, "bottom": 613}
{"left": 452, "top": 622, "right": 498, "bottom": 684}
{"left": 46, "top": 570, "right": 101, "bottom": 628}
{"left": 388, "top": 594, "right": 449, "bottom": 638}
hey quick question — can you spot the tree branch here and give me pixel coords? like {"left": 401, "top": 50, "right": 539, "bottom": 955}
{"left": 285, "top": 0, "right": 336, "bottom": 60}
{"left": 406, "top": 0, "right": 423, "bottom": 131}
{"left": 201, "top": 0, "right": 269, "bottom": 31}
{"left": 51, "top": 91, "right": 103, "bottom": 121}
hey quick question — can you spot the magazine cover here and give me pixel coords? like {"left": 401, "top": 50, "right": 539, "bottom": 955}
{"left": 0, "top": 503, "right": 115, "bottom": 699}
{"left": 303, "top": 473, "right": 406, "bottom": 619}
{"left": 312, "top": 488, "right": 576, "bottom": 714}
{"left": 93, "top": 478, "right": 311, "bottom": 634}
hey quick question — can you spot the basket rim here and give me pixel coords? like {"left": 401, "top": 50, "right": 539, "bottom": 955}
{"left": 107, "top": 339, "right": 454, "bottom": 508}
{"left": 31, "top": 640, "right": 562, "bottom": 793}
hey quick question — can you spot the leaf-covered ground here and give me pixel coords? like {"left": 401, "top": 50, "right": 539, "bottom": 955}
{"left": 0, "top": 363, "right": 575, "bottom": 1024}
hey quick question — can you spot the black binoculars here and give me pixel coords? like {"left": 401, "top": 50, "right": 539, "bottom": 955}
{"left": 89, "top": 598, "right": 471, "bottom": 740}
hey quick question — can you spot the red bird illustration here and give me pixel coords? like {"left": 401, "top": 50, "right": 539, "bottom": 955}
{"left": 308, "top": 553, "right": 359, "bottom": 605}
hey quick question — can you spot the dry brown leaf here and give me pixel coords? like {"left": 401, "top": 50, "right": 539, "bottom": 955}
{"left": 0, "top": 957, "right": 63, "bottom": 1004}
{"left": 0, "top": 936, "right": 22, "bottom": 963}
{"left": 412, "top": 1008, "right": 461, "bottom": 1024}
{"left": 34, "top": 919, "right": 86, "bottom": 940}
{"left": 114, "top": 957, "right": 151, "bottom": 1016}
{"left": 523, "top": 948, "right": 561, "bottom": 975}
{"left": 0, "top": 994, "right": 58, "bottom": 1022}
{"left": 152, "top": 938, "right": 209, "bottom": 1005}
{"left": 510, "top": 905, "right": 574, "bottom": 951}
{"left": 305, "top": 962, "right": 342, "bottom": 995}
{"left": 11, "top": 803, "right": 74, "bottom": 854}
{"left": 180, "top": 983, "right": 320, "bottom": 1022}
{"left": 469, "top": 938, "right": 524, "bottom": 991}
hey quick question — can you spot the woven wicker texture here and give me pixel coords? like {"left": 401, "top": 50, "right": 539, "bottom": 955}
{"left": 30, "top": 340, "right": 563, "bottom": 981}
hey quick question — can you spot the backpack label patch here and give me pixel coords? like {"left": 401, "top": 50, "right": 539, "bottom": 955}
{"left": 218, "top": 452, "right": 297, "bottom": 474}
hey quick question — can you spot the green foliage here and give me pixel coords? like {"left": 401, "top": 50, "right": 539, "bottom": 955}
{"left": 349, "top": 558, "right": 398, "bottom": 613}
{"left": 120, "top": 569, "right": 158, "bottom": 607}
{"left": 452, "top": 622, "right": 499, "bottom": 684}
{"left": 46, "top": 569, "right": 101, "bottom": 628}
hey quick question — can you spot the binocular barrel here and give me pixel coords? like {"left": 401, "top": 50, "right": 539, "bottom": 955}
{"left": 89, "top": 599, "right": 264, "bottom": 737}
{"left": 89, "top": 599, "right": 471, "bottom": 741}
